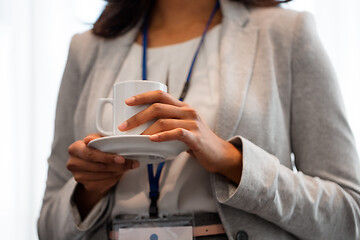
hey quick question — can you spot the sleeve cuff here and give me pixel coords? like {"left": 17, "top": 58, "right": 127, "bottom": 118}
{"left": 212, "top": 136, "right": 281, "bottom": 212}
{"left": 70, "top": 189, "right": 110, "bottom": 231}
{"left": 69, "top": 182, "right": 111, "bottom": 231}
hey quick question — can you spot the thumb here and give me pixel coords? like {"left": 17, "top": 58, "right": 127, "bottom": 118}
{"left": 83, "top": 133, "right": 102, "bottom": 145}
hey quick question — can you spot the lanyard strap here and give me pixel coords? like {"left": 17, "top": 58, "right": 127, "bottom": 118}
{"left": 143, "top": 0, "right": 220, "bottom": 218}
{"left": 147, "top": 162, "right": 165, "bottom": 217}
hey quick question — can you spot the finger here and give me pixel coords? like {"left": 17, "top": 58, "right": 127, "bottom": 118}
{"left": 119, "top": 104, "right": 198, "bottom": 132}
{"left": 67, "top": 156, "right": 139, "bottom": 173}
{"left": 125, "top": 90, "right": 184, "bottom": 107}
{"left": 149, "top": 128, "right": 195, "bottom": 149}
{"left": 83, "top": 133, "right": 102, "bottom": 145}
{"left": 73, "top": 171, "right": 123, "bottom": 182}
{"left": 142, "top": 119, "right": 198, "bottom": 135}
{"left": 68, "top": 140, "right": 126, "bottom": 164}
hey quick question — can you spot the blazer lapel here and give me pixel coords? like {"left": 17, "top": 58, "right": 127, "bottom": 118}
{"left": 83, "top": 27, "right": 139, "bottom": 134}
{"left": 91, "top": 26, "right": 139, "bottom": 96}
{"left": 215, "top": 0, "right": 259, "bottom": 140}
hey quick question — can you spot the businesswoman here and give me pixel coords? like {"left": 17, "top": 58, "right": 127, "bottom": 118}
{"left": 38, "top": 0, "right": 360, "bottom": 239}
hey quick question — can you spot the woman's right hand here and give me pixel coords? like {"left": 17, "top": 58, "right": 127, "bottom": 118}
{"left": 66, "top": 133, "right": 140, "bottom": 219}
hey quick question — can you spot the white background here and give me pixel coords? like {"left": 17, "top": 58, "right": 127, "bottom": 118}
{"left": 0, "top": 0, "right": 359, "bottom": 239}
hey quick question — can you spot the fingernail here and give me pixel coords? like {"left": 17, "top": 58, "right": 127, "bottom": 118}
{"left": 118, "top": 121, "right": 128, "bottom": 131}
{"left": 125, "top": 97, "right": 135, "bottom": 105}
{"left": 132, "top": 161, "right": 140, "bottom": 169}
{"left": 114, "top": 156, "right": 125, "bottom": 164}
{"left": 149, "top": 134, "right": 160, "bottom": 141}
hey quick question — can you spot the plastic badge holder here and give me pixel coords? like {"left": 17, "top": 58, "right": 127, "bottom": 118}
{"left": 110, "top": 213, "right": 194, "bottom": 240}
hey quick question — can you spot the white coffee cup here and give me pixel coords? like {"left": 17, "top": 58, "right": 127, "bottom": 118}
{"left": 96, "top": 80, "right": 167, "bottom": 136}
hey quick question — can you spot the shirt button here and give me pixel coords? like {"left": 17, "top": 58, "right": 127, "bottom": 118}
{"left": 236, "top": 230, "right": 248, "bottom": 240}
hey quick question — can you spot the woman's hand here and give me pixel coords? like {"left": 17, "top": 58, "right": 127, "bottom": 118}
{"left": 67, "top": 133, "right": 139, "bottom": 219}
{"left": 117, "top": 90, "right": 243, "bottom": 184}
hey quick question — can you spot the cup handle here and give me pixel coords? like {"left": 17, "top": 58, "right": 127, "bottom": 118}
{"left": 96, "top": 98, "right": 114, "bottom": 136}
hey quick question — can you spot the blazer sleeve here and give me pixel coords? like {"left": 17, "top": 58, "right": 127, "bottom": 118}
{"left": 213, "top": 12, "right": 360, "bottom": 239}
{"left": 37, "top": 32, "right": 114, "bottom": 240}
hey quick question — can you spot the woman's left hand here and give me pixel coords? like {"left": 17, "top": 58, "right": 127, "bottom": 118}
{"left": 118, "top": 90, "right": 243, "bottom": 184}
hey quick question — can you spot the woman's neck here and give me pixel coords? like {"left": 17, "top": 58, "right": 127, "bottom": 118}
{"left": 137, "top": 0, "right": 222, "bottom": 47}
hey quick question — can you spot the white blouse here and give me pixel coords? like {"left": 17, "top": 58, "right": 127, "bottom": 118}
{"left": 102, "top": 24, "right": 222, "bottom": 215}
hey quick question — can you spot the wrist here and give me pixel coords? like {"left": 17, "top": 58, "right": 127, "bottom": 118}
{"left": 217, "top": 142, "right": 243, "bottom": 184}
{"left": 73, "top": 183, "right": 107, "bottom": 220}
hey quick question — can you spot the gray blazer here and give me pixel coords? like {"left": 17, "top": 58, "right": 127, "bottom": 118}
{"left": 38, "top": 0, "right": 360, "bottom": 239}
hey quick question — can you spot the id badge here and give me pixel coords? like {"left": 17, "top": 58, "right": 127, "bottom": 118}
{"left": 110, "top": 213, "right": 194, "bottom": 240}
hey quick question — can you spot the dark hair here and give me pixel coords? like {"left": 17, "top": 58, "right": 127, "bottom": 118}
{"left": 93, "top": 0, "right": 292, "bottom": 38}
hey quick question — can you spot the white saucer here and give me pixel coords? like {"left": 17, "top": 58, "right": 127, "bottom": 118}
{"left": 88, "top": 135, "right": 188, "bottom": 163}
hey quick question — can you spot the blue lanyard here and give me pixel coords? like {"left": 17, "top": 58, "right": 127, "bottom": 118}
{"left": 143, "top": 0, "right": 220, "bottom": 217}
